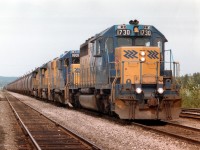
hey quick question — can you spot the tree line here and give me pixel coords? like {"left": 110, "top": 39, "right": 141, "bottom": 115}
{"left": 0, "top": 76, "right": 18, "bottom": 89}
{"left": 177, "top": 72, "right": 200, "bottom": 108}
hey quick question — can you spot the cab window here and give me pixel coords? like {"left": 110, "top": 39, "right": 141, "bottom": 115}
{"left": 153, "top": 38, "right": 162, "bottom": 52}
{"left": 135, "top": 38, "right": 150, "bottom": 46}
{"left": 105, "top": 37, "right": 114, "bottom": 53}
{"left": 93, "top": 40, "right": 101, "bottom": 56}
{"left": 72, "top": 57, "right": 80, "bottom": 64}
{"left": 64, "top": 58, "right": 69, "bottom": 67}
{"left": 117, "top": 38, "right": 132, "bottom": 47}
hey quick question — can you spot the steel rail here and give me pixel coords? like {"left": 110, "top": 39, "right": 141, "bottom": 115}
{"left": 180, "top": 108, "right": 200, "bottom": 120}
{"left": 132, "top": 121, "right": 200, "bottom": 145}
{"left": 6, "top": 93, "right": 101, "bottom": 150}
{"left": 181, "top": 108, "right": 200, "bottom": 112}
{"left": 20, "top": 99, "right": 101, "bottom": 150}
{"left": 5, "top": 95, "right": 42, "bottom": 150}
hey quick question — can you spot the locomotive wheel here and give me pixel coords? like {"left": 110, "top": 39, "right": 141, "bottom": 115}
{"left": 73, "top": 92, "right": 81, "bottom": 108}
{"left": 96, "top": 97, "right": 110, "bottom": 114}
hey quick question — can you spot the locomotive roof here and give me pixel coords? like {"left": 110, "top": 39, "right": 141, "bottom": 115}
{"left": 81, "top": 24, "right": 167, "bottom": 47}
{"left": 59, "top": 50, "right": 80, "bottom": 60}
{"left": 40, "top": 63, "right": 47, "bottom": 69}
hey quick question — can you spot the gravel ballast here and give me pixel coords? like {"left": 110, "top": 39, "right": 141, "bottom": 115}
{"left": 9, "top": 92, "right": 200, "bottom": 150}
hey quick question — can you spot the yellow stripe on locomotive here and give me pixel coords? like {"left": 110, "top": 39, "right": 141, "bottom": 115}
{"left": 115, "top": 46, "right": 161, "bottom": 85}
{"left": 70, "top": 64, "right": 80, "bottom": 86}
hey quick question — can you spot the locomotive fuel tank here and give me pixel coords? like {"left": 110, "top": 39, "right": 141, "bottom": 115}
{"left": 79, "top": 95, "right": 98, "bottom": 111}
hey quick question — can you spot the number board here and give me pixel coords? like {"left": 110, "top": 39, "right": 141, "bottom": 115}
{"left": 139, "top": 29, "right": 152, "bottom": 36}
{"left": 72, "top": 53, "right": 79, "bottom": 57}
{"left": 116, "top": 29, "right": 131, "bottom": 36}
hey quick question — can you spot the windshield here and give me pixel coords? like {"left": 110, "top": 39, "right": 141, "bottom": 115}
{"left": 117, "top": 38, "right": 132, "bottom": 47}
{"left": 135, "top": 38, "right": 150, "bottom": 46}
{"left": 72, "top": 57, "right": 80, "bottom": 64}
{"left": 117, "top": 37, "right": 150, "bottom": 47}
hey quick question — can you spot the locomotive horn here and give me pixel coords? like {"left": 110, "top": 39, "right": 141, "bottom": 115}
{"left": 129, "top": 20, "right": 134, "bottom": 24}
{"left": 129, "top": 19, "right": 139, "bottom": 25}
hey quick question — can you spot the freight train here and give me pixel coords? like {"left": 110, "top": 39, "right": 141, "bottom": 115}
{"left": 6, "top": 20, "right": 181, "bottom": 120}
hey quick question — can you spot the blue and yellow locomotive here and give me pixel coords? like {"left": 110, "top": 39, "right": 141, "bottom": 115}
{"left": 72, "top": 20, "right": 181, "bottom": 120}
{"left": 6, "top": 20, "right": 181, "bottom": 120}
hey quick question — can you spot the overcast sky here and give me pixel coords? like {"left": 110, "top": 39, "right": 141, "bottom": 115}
{"left": 0, "top": 0, "right": 199, "bottom": 76}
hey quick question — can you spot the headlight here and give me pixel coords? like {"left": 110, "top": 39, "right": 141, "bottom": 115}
{"left": 157, "top": 88, "right": 164, "bottom": 94}
{"left": 136, "top": 88, "right": 142, "bottom": 94}
{"left": 140, "top": 51, "right": 145, "bottom": 56}
{"left": 140, "top": 57, "right": 145, "bottom": 62}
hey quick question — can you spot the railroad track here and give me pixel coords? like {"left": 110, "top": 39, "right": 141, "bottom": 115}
{"left": 5, "top": 93, "right": 100, "bottom": 150}
{"left": 76, "top": 108, "right": 200, "bottom": 145}
{"left": 132, "top": 120, "right": 200, "bottom": 145}
{"left": 180, "top": 108, "right": 200, "bottom": 120}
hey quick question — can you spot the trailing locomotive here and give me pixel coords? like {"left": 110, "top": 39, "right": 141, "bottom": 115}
{"left": 6, "top": 20, "right": 181, "bottom": 120}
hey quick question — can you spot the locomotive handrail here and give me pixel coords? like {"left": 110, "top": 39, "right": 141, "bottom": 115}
{"left": 160, "top": 61, "right": 180, "bottom": 79}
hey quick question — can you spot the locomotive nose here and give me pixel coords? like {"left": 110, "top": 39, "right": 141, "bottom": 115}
{"left": 115, "top": 46, "right": 160, "bottom": 85}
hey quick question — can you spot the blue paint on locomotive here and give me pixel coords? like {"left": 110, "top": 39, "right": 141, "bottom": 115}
{"left": 59, "top": 50, "right": 80, "bottom": 85}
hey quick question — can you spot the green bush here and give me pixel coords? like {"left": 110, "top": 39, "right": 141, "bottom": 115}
{"left": 178, "top": 73, "right": 200, "bottom": 108}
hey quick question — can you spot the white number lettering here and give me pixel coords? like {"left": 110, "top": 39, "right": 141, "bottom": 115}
{"left": 140, "top": 30, "right": 144, "bottom": 35}
{"left": 72, "top": 54, "right": 79, "bottom": 57}
{"left": 117, "top": 29, "right": 131, "bottom": 36}
{"left": 123, "top": 30, "right": 126, "bottom": 35}
{"left": 148, "top": 30, "right": 151, "bottom": 36}
{"left": 140, "top": 29, "right": 151, "bottom": 36}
